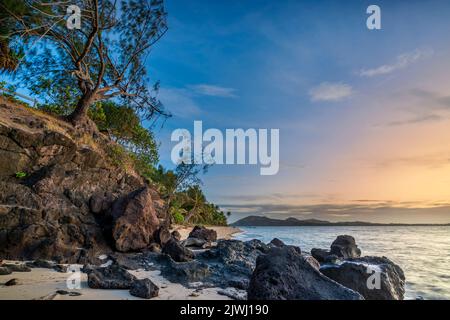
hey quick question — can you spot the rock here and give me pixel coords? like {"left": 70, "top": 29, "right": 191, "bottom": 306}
{"left": 154, "top": 226, "right": 172, "bottom": 246}
{"left": 0, "top": 99, "right": 167, "bottom": 264}
{"left": 112, "top": 187, "right": 160, "bottom": 252}
{"left": 311, "top": 248, "right": 331, "bottom": 263}
{"left": 188, "top": 225, "right": 217, "bottom": 242}
{"left": 2, "top": 263, "right": 31, "bottom": 272}
{"left": 182, "top": 237, "right": 211, "bottom": 248}
{"left": 162, "top": 238, "right": 194, "bottom": 262}
{"left": 195, "top": 239, "right": 270, "bottom": 289}
{"left": 218, "top": 288, "right": 247, "bottom": 300}
{"left": 160, "top": 257, "right": 210, "bottom": 283}
{"left": 269, "top": 238, "right": 285, "bottom": 247}
{"left": 130, "top": 278, "right": 159, "bottom": 299}
{"left": 321, "top": 256, "right": 405, "bottom": 300}
{"left": 27, "top": 259, "right": 56, "bottom": 269}
{"left": 0, "top": 267, "right": 11, "bottom": 275}
{"left": 87, "top": 264, "right": 136, "bottom": 289}
{"left": 330, "top": 235, "right": 361, "bottom": 259}
{"left": 148, "top": 243, "right": 161, "bottom": 253}
{"left": 53, "top": 264, "right": 68, "bottom": 273}
{"left": 304, "top": 256, "right": 321, "bottom": 270}
{"left": 5, "top": 278, "right": 18, "bottom": 286}
{"left": 247, "top": 246, "right": 363, "bottom": 300}
{"left": 324, "top": 254, "right": 339, "bottom": 264}
{"left": 171, "top": 230, "right": 182, "bottom": 242}
{"left": 56, "top": 290, "right": 69, "bottom": 295}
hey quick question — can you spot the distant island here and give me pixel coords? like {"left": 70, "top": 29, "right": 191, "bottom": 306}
{"left": 231, "top": 216, "right": 450, "bottom": 227}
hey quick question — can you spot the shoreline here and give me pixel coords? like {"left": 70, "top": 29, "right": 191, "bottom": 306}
{"left": 0, "top": 225, "right": 242, "bottom": 300}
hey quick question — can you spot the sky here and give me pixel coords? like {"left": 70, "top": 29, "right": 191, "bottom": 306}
{"left": 145, "top": 0, "right": 450, "bottom": 224}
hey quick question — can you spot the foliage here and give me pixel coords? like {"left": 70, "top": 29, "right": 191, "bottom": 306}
{"left": 15, "top": 171, "right": 27, "bottom": 179}
{"left": 150, "top": 165, "right": 227, "bottom": 226}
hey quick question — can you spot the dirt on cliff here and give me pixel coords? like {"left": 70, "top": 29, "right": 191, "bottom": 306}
{"left": 0, "top": 97, "right": 167, "bottom": 264}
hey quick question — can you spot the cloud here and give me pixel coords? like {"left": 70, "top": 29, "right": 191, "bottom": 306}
{"left": 158, "top": 88, "right": 201, "bottom": 118}
{"left": 309, "top": 82, "right": 353, "bottom": 102}
{"left": 189, "top": 84, "right": 237, "bottom": 98}
{"left": 386, "top": 114, "right": 442, "bottom": 126}
{"left": 359, "top": 48, "right": 433, "bottom": 77}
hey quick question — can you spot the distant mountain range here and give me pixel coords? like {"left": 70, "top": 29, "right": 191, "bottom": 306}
{"left": 231, "top": 215, "right": 450, "bottom": 227}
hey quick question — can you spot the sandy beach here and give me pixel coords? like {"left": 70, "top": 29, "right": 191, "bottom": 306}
{"left": 0, "top": 226, "right": 243, "bottom": 300}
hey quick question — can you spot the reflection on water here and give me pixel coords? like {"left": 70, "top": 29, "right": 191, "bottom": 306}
{"left": 235, "top": 226, "right": 450, "bottom": 300}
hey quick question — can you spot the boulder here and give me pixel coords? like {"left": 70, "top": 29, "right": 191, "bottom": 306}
{"left": 86, "top": 264, "right": 136, "bottom": 289}
{"left": 5, "top": 278, "right": 18, "bottom": 286}
{"left": 26, "top": 259, "right": 56, "bottom": 269}
{"left": 130, "top": 278, "right": 159, "bottom": 299}
{"left": 269, "top": 238, "right": 285, "bottom": 247}
{"left": 171, "top": 230, "right": 182, "bottom": 242}
{"left": 154, "top": 226, "right": 172, "bottom": 246}
{"left": 0, "top": 266, "right": 11, "bottom": 275}
{"left": 321, "top": 256, "right": 405, "bottom": 300}
{"left": 182, "top": 237, "right": 211, "bottom": 248}
{"left": 311, "top": 248, "right": 331, "bottom": 263}
{"left": 162, "top": 238, "right": 194, "bottom": 262}
{"left": 330, "top": 235, "right": 361, "bottom": 259}
{"left": 188, "top": 225, "right": 217, "bottom": 242}
{"left": 247, "top": 246, "right": 363, "bottom": 300}
{"left": 2, "top": 263, "right": 31, "bottom": 272}
{"left": 112, "top": 187, "right": 160, "bottom": 252}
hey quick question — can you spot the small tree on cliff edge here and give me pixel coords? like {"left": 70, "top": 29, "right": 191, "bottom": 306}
{"left": 0, "top": 0, "right": 169, "bottom": 128}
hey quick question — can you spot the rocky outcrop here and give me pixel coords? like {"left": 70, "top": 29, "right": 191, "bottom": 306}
{"left": 130, "top": 278, "right": 159, "bottom": 299}
{"left": 321, "top": 256, "right": 405, "bottom": 300}
{"left": 188, "top": 225, "right": 217, "bottom": 242}
{"left": 247, "top": 246, "right": 363, "bottom": 300}
{"left": 112, "top": 187, "right": 160, "bottom": 252}
{"left": 0, "top": 98, "right": 167, "bottom": 263}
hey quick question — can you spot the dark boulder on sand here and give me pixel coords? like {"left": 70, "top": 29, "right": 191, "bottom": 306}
{"left": 321, "top": 256, "right": 405, "bottom": 300}
{"left": 247, "top": 246, "right": 363, "bottom": 300}
{"left": 87, "top": 264, "right": 136, "bottom": 289}
{"left": 162, "top": 238, "right": 194, "bottom": 262}
{"left": 188, "top": 225, "right": 217, "bottom": 242}
{"left": 130, "top": 278, "right": 159, "bottom": 299}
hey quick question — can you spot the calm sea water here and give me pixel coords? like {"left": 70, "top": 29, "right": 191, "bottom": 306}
{"left": 234, "top": 226, "right": 450, "bottom": 300}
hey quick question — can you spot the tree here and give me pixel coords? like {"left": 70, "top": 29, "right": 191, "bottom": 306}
{"left": 1, "top": 0, "right": 170, "bottom": 128}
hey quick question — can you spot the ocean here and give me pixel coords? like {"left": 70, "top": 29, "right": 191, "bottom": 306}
{"left": 234, "top": 226, "right": 450, "bottom": 300}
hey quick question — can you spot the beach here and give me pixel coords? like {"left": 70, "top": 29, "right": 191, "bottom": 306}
{"left": 0, "top": 226, "right": 242, "bottom": 300}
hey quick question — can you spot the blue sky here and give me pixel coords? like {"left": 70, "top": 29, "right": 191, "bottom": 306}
{"left": 146, "top": 0, "right": 450, "bottom": 223}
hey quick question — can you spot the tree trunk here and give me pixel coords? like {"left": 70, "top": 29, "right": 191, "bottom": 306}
{"left": 68, "top": 93, "right": 93, "bottom": 125}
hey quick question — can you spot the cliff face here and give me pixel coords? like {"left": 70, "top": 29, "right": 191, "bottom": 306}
{"left": 0, "top": 97, "right": 167, "bottom": 263}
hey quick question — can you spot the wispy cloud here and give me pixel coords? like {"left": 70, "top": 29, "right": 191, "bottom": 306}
{"left": 309, "top": 82, "right": 353, "bottom": 102}
{"left": 189, "top": 84, "right": 238, "bottom": 98}
{"left": 359, "top": 48, "right": 433, "bottom": 77}
{"left": 158, "top": 88, "right": 201, "bottom": 118}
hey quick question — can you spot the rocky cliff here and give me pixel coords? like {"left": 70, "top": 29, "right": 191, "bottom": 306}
{"left": 0, "top": 97, "right": 167, "bottom": 264}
